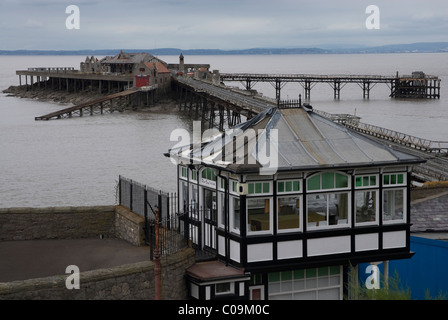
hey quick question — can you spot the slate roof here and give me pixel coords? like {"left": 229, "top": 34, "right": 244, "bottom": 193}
{"left": 411, "top": 191, "right": 448, "bottom": 232}
{"left": 167, "top": 106, "right": 425, "bottom": 174}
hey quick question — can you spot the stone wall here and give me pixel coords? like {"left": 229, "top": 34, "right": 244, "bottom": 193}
{"left": 0, "top": 247, "right": 195, "bottom": 300}
{"left": 114, "top": 205, "right": 145, "bottom": 246}
{"left": 0, "top": 206, "right": 115, "bottom": 241}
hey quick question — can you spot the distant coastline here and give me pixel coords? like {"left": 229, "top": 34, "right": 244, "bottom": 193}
{"left": 1, "top": 42, "right": 448, "bottom": 56}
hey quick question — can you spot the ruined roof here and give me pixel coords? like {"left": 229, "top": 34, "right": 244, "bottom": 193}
{"left": 144, "top": 61, "right": 171, "bottom": 74}
{"left": 167, "top": 106, "right": 425, "bottom": 174}
{"left": 101, "top": 52, "right": 155, "bottom": 65}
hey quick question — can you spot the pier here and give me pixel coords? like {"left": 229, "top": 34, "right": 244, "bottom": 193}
{"left": 12, "top": 52, "right": 447, "bottom": 182}
{"left": 34, "top": 86, "right": 157, "bottom": 120}
{"left": 220, "top": 72, "right": 441, "bottom": 100}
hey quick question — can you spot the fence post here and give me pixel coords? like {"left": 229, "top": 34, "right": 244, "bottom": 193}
{"left": 129, "top": 179, "right": 133, "bottom": 212}
{"left": 144, "top": 186, "right": 148, "bottom": 243}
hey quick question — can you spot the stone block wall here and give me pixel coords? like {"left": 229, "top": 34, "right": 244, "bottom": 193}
{"left": 0, "top": 247, "right": 195, "bottom": 300}
{"left": 114, "top": 205, "right": 145, "bottom": 246}
{"left": 0, "top": 206, "right": 115, "bottom": 241}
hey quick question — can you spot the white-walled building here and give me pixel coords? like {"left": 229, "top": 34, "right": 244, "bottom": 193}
{"left": 167, "top": 104, "right": 424, "bottom": 300}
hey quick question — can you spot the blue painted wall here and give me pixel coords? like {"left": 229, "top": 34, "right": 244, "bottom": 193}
{"left": 359, "top": 236, "right": 448, "bottom": 300}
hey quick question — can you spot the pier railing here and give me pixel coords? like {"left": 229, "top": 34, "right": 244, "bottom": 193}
{"left": 27, "top": 67, "right": 76, "bottom": 73}
{"left": 344, "top": 120, "right": 448, "bottom": 154}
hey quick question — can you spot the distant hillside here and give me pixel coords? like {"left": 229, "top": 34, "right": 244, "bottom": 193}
{"left": 1, "top": 42, "right": 447, "bottom": 56}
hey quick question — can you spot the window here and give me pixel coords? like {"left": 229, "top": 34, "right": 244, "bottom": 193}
{"left": 277, "top": 196, "right": 301, "bottom": 232}
{"left": 268, "top": 266, "right": 342, "bottom": 300}
{"left": 278, "top": 180, "right": 301, "bottom": 194}
{"left": 219, "top": 192, "right": 226, "bottom": 227}
{"left": 307, "top": 193, "right": 349, "bottom": 228}
{"left": 355, "top": 191, "right": 378, "bottom": 225}
{"left": 355, "top": 175, "right": 378, "bottom": 188}
{"left": 231, "top": 196, "right": 240, "bottom": 232}
{"left": 247, "top": 197, "right": 271, "bottom": 234}
{"left": 200, "top": 168, "right": 216, "bottom": 188}
{"left": 307, "top": 172, "right": 349, "bottom": 191}
{"left": 201, "top": 168, "right": 216, "bottom": 181}
{"left": 383, "top": 189, "right": 405, "bottom": 223}
{"left": 215, "top": 282, "right": 234, "bottom": 295}
{"left": 191, "top": 169, "right": 198, "bottom": 181}
{"left": 383, "top": 173, "right": 405, "bottom": 186}
{"left": 180, "top": 166, "right": 188, "bottom": 180}
{"left": 248, "top": 182, "right": 271, "bottom": 195}
{"left": 306, "top": 172, "right": 350, "bottom": 229}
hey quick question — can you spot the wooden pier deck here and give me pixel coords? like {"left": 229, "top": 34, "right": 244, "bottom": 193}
{"left": 35, "top": 88, "right": 139, "bottom": 120}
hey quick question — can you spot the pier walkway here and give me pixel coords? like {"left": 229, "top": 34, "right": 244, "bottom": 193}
{"left": 220, "top": 72, "right": 441, "bottom": 100}
{"left": 34, "top": 86, "right": 158, "bottom": 120}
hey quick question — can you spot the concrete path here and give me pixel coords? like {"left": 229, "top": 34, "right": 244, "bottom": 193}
{"left": 0, "top": 238, "right": 151, "bottom": 282}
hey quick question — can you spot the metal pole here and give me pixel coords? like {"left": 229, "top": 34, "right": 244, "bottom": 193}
{"left": 154, "top": 207, "right": 162, "bottom": 300}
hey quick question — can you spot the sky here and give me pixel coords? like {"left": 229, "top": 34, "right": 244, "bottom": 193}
{"left": 0, "top": 0, "right": 447, "bottom": 50}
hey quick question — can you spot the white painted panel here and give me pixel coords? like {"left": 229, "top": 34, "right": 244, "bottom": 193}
{"left": 218, "top": 235, "right": 225, "bottom": 256}
{"left": 239, "top": 282, "right": 245, "bottom": 296}
{"left": 230, "top": 239, "right": 241, "bottom": 263}
{"left": 277, "top": 240, "right": 303, "bottom": 260}
{"left": 190, "top": 283, "right": 199, "bottom": 299}
{"left": 355, "top": 233, "right": 379, "bottom": 252}
{"left": 307, "top": 236, "right": 351, "bottom": 257}
{"left": 247, "top": 243, "right": 273, "bottom": 262}
{"left": 383, "top": 231, "right": 407, "bottom": 249}
{"left": 205, "top": 286, "right": 211, "bottom": 300}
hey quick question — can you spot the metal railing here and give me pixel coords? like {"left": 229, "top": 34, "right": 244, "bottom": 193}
{"left": 117, "top": 176, "right": 187, "bottom": 259}
{"left": 344, "top": 120, "right": 448, "bottom": 154}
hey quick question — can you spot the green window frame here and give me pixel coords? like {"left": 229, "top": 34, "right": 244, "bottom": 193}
{"left": 383, "top": 173, "right": 405, "bottom": 186}
{"left": 355, "top": 175, "right": 378, "bottom": 188}
{"left": 307, "top": 172, "right": 349, "bottom": 192}
{"left": 247, "top": 182, "right": 271, "bottom": 195}
{"left": 277, "top": 180, "right": 301, "bottom": 194}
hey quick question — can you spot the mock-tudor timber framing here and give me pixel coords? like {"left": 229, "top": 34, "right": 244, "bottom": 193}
{"left": 167, "top": 104, "right": 425, "bottom": 300}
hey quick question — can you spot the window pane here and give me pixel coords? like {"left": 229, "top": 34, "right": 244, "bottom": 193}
{"left": 307, "top": 194, "right": 327, "bottom": 227}
{"left": 233, "top": 197, "right": 240, "bottom": 230}
{"left": 282, "top": 271, "right": 293, "bottom": 281}
{"left": 398, "top": 174, "right": 404, "bottom": 184}
{"left": 308, "top": 175, "right": 321, "bottom": 191}
{"left": 356, "top": 177, "right": 362, "bottom": 187}
{"left": 293, "top": 181, "right": 300, "bottom": 192}
{"left": 355, "top": 191, "right": 377, "bottom": 224}
{"left": 278, "top": 181, "right": 285, "bottom": 193}
{"left": 278, "top": 197, "right": 301, "bottom": 230}
{"left": 248, "top": 183, "right": 254, "bottom": 194}
{"left": 322, "top": 172, "right": 334, "bottom": 189}
{"left": 285, "top": 181, "right": 292, "bottom": 192}
{"left": 335, "top": 174, "right": 348, "bottom": 188}
{"left": 383, "top": 189, "right": 405, "bottom": 222}
{"left": 263, "top": 182, "right": 270, "bottom": 193}
{"left": 255, "top": 183, "right": 262, "bottom": 194}
{"left": 370, "top": 176, "right": 377, "bottom": 186}
{"left": 248, "top": 198, "right": 270, "bottom": 232}
{"left": 329, "top": 193, "right": 348, "bottom": 226}
{"left": 269, "top": 272, "right": 280, "bottom": 282}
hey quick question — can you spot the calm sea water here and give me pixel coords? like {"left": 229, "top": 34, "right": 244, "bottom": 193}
{"left": 0, "top": 54, "right": 447, "bottom": 207}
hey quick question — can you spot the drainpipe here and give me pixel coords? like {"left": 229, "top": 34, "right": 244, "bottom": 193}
{"left": 154, "top": 207, "right": 162, "bottom": 300}
{"left": 218, "top": 171, "right": 230, "bottom": 266}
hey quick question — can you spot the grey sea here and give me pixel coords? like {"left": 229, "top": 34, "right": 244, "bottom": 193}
{"left": 0, "top": 53, "right": 447, "bottom": 208}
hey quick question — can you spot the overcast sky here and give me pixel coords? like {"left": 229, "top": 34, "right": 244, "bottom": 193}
{"left": 0, "top": 0, "right": 447, "bottom": 50}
